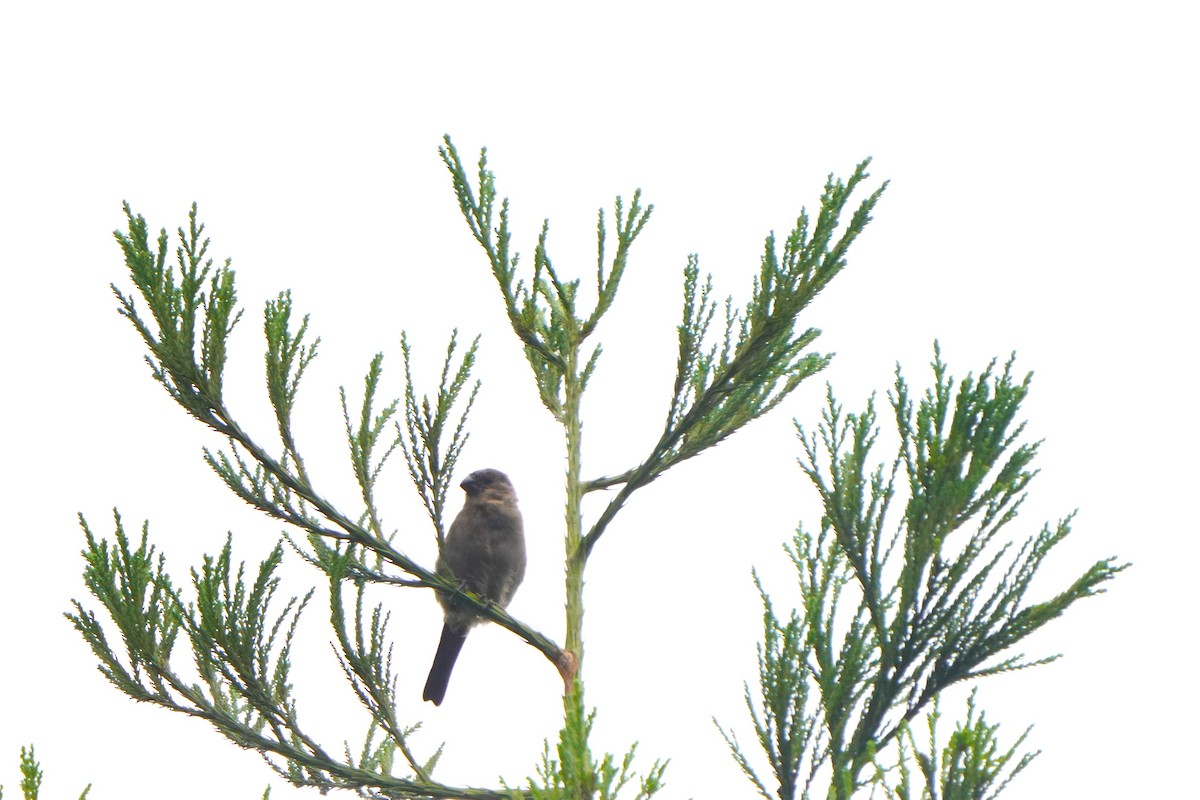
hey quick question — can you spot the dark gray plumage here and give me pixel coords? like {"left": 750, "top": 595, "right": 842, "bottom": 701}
{"left": 423, "top": 468, "right": 526, "bottom": 705}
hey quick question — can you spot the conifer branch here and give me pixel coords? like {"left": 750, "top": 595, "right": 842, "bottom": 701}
{"left": 68, "top": 513, "right": 518, "bottom": 799}
{"left": 579, "top": 162, "right": 887, "bottom": 559}
{"left": 80, "top": 201, "right": 572, "bottom": 798}
{"left": 109, "top": 202, "right": 560, "bottom": 661}
{"left": 1, "top": 746, "right": 92, "bottom": 800}
{"left": 397, "top": 329, "right": 480, "bottom": 544}
{"left": 720, "top": 346, "right": 1127, "bottom": 799}
{"left": 440, "top": 136, "right": 653, "bottom": 425}
{"left": 439, "top": 140, "right": 885, "bottom": 798}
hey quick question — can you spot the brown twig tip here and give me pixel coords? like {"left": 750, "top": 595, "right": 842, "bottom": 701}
{"left": 554, "top": 649, "right": 578, "bottom": 690}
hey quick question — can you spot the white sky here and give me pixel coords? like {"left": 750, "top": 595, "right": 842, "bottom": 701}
{"left": 1, "top": 2, "right": 1196, "bottom": 797}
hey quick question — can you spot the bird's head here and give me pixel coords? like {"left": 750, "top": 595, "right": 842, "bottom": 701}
{"left": 460, "top": 468, "right": 516, "bottom": 501}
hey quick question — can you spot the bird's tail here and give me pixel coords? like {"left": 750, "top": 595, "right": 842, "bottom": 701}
{"left": 423, "top": 624, "right": 468, "bottom": 705}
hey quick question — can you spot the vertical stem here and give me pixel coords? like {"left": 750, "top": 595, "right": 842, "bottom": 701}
{"left": 563, "top": 341, "right": 586, "bottom": 667}
{"left": 561, "top": 331, "right": 593, "bottom": 797}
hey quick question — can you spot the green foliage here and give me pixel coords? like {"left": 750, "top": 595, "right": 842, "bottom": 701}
{"left": 397, "top": 329, "right": 480, "bottom": 543}
{"left": 75, "top": 139, "right": 1119, "bottom": 800}
{"left": 68, "top": 513, "right": 182, "bottom": 702}
{"left": 66, "top": 513, "right": 482, "bottom": 797}
{"left": 718, "top": 347, "right": 1126, "bottom": 799}
{"left": 73, "top": 136, "right": 1120, "bottom": 800}
{"left": 878, "top": 691, "right": 1037, "bottom": 800}
{"left": 1, "top": 746, "right": 91, "bottom": 800}
{"left": 439, "top": 139, "right": 652, "bottom": 420}
{"left": 112, "top": 202, "right": 241, "bottom": 427}
{"left": 440, "top": 136, "right": 883, "bottom": 797}
{"left": 662, "top": 162, "right": 885, "bottom": 477}
{"left": 264, "top": 290, "right": 320, "bottom": 478}
{"left": 716, "top": 577, "right": 822, "bottom": 800}
{"left": 442, "top": 136, "right": 887, "bottom": 561}
{"left": 76, "top": 200, "right": 556, "bottom": 796}
{"left": 517, "top": 692, "right": 667, "bottom": 800}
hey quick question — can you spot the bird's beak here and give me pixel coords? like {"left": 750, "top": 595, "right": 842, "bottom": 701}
{"left": 460, "top": 475, "right": 480, "bottom": 493}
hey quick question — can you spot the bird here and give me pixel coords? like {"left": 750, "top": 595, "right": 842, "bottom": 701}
{"left": 423, "top": 468, "right": 526, "bottom": 705}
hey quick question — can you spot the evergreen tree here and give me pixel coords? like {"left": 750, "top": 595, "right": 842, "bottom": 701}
{"left": 68, "top": 138, "right": 1123, "bottom": 799}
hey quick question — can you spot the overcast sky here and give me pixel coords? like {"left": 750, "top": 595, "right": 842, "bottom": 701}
{"left": 1, "top": 3, "right": 1196, "bottom": 798}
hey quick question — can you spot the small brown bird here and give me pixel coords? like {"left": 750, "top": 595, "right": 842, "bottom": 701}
{"left": 423, "top": 468, "right": 526, "bottom": 705}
